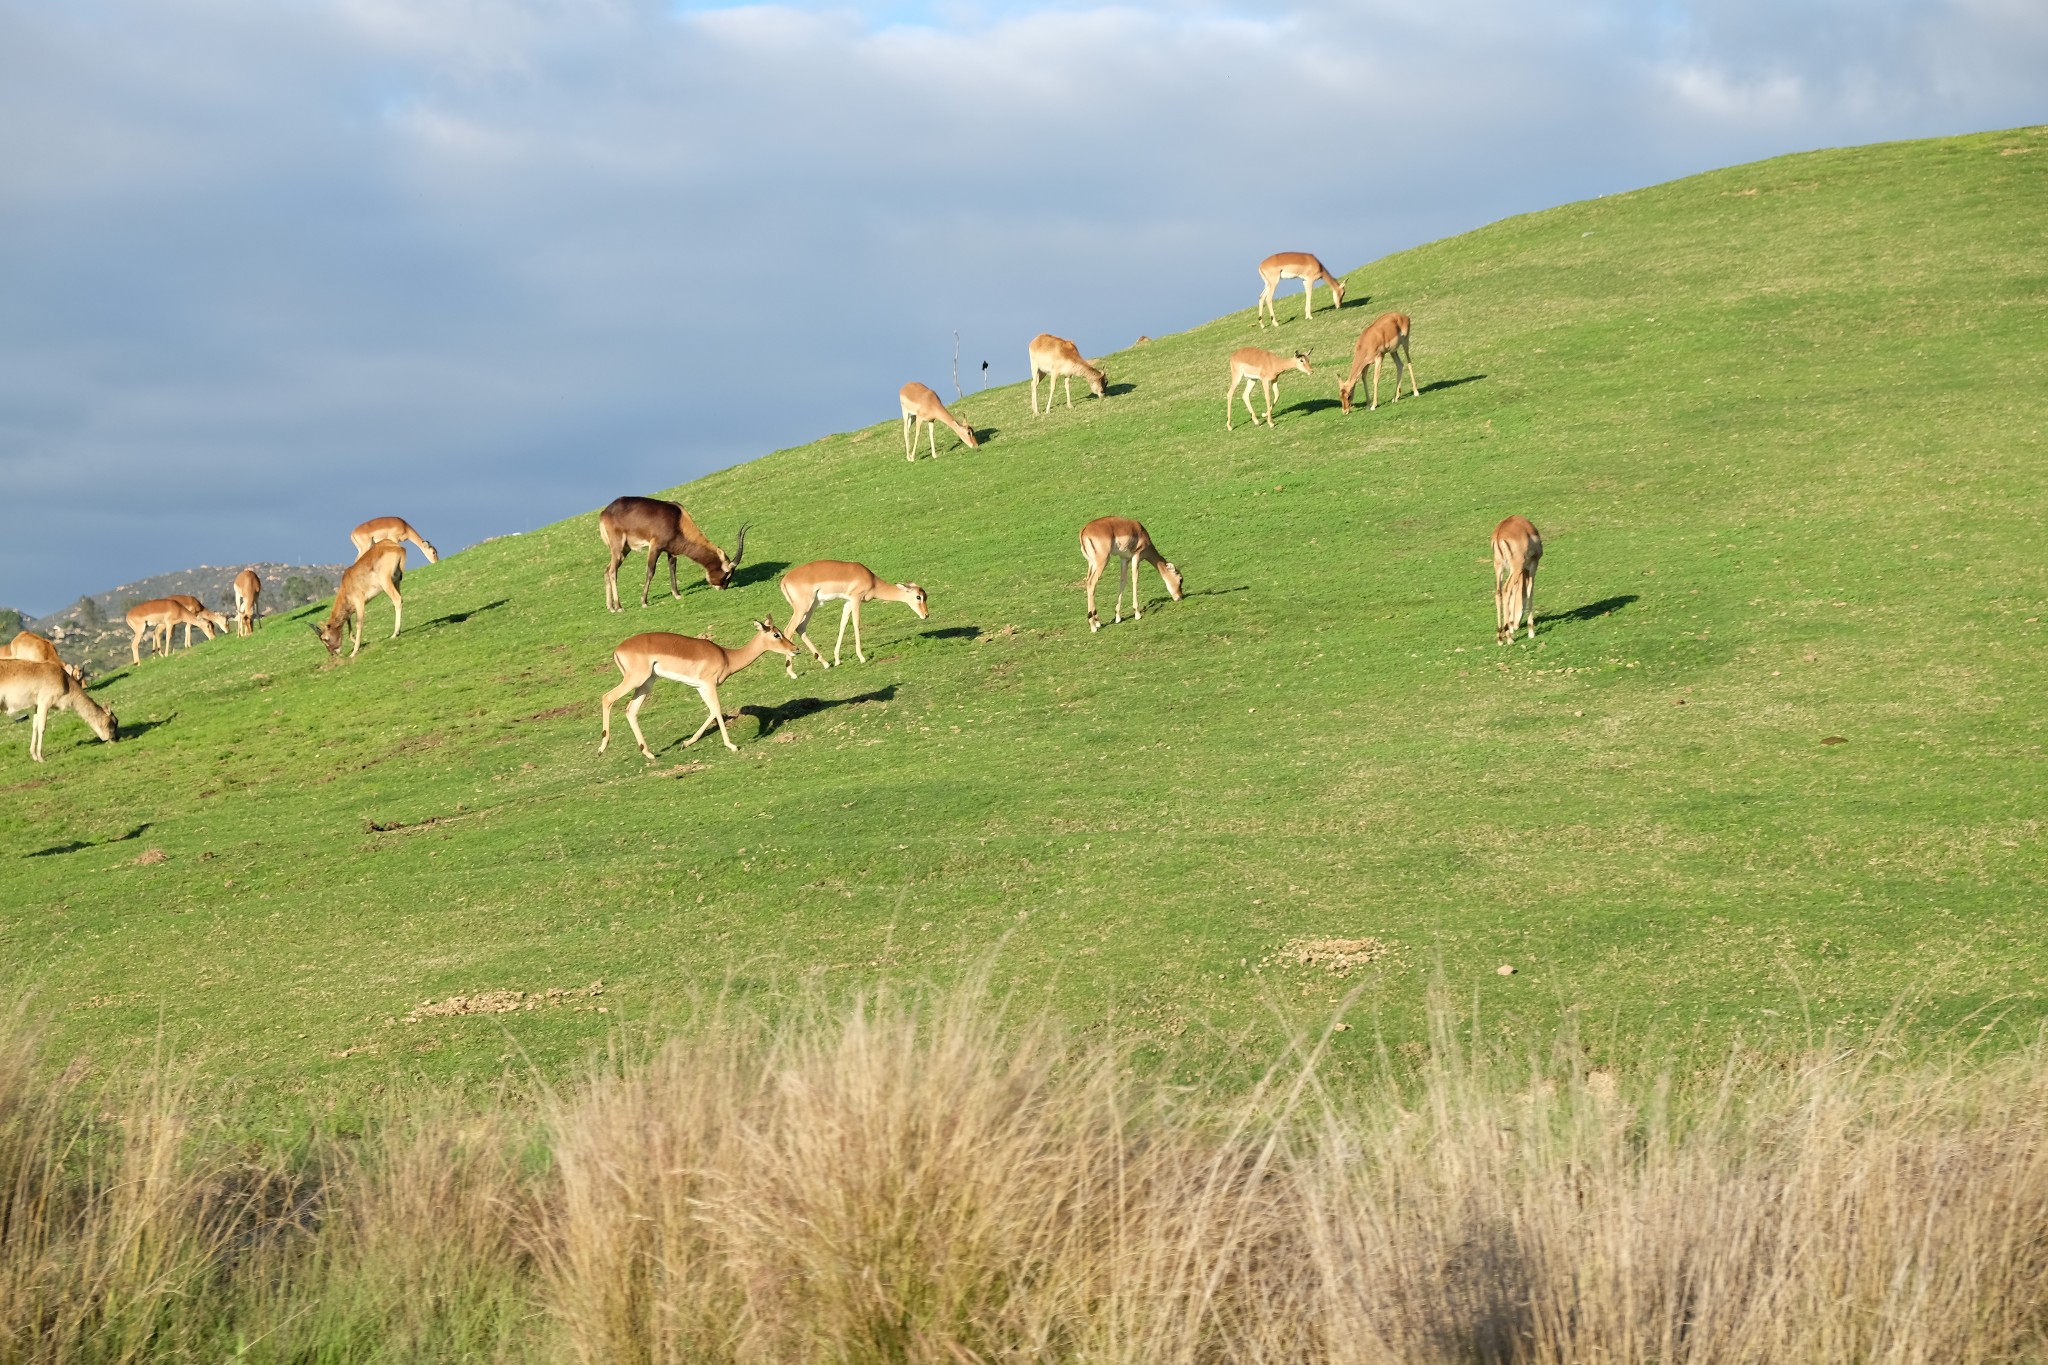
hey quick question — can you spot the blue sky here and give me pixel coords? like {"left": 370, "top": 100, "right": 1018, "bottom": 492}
{"left": 1, "top": 0, "right": 2041, "bottom": 614}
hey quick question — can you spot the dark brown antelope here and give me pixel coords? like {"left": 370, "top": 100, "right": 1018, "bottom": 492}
{"left": 598, "top": 496, "right": 746, "bottom": 612}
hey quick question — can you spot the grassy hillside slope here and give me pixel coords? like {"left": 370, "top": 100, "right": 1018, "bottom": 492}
{"left": 4, "top": 128, "right": 2045, "bottom": 1105}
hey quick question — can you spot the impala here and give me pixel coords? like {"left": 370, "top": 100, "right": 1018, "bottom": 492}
{"left": 125, "top": 598, "right": 221, "bottom": 663}
{"left": 1493, "top": 515, "right": 1543, "bottom": 643}
{"left": 1027, "top": 335, "right": 1107, "bottom": 415}
{"left": 1, "top": 630, "right": 84, "bottom": 683}
{"left": 165, "top": 594, "right": 229, "bottom": 648}
{"left": 1, "top": 659, "right": 117, "bottom": 762}
{"left": 1256, "top": 252, "right": 1346, "bottom": 327}
{"left": 599, "top": 496, "right": 745, "bottom": 612}
{"left": 233, "top": 568, "right": 263, "bottom": 636}
{"left": 779, "top": 560, "right": 928, "bottom": 669}
{"left": 599, "top": 620, "right": 799, "bottom": 759}
{"left": 900, "top": 383, "right": 980, "bottom": 460}
{"left": 351, "top": 516, "right": 440, "bottom": 564}
{"left": 313, "top": 541, "right": 406, "bottom": 658}
{"left": 1080, "top": 516, "right": 1183, "bottom": 632}
{"left": 1226, "top": 348, "right": 1312, "bottom": 430}
{"left": 1338, "top": 312, "right": 1420, "bottom": 413}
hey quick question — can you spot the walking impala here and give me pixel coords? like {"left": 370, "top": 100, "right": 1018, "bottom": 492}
{"left": 779, "top": 561, "right": 928, "bottom": 669}
{"left": 350, "top": 516, "right": 440, "bottom": 563}
{"left": 1, "top": 631, "right": 84, "bottom": 683}
{"left": 1493, "top": 515, "right": 1543, "bottom": 643}
{"left": 233, "top": 568, "right": 262, "bottom": 636}
{"left": 599, "top": 496, "right": 746, "bottom": 611}
{"left": 598, "top": 621, "right": 799, "bottom": 759}
{"left": 0, "top": 659, "right": 117, "bottom": 762}
{"left": 1080, "top": 516, "right": 1184, "bottom": 632}
{"left": 1226, "top": 348, "right": 1312, "bottom": 430}
{"left": 1255, "top": 252, "right": 1347, "bottom": 326}
{"left": 1027, "top": 335, "right": 1107, "bottom": 415}
{"left": 312, "top": 541, "right": 406, "bottom": 658}
{"left": 1338, "top": 312, "right": 1420, "bottom": 413}
{"left": 899, "top": 383, "right": 980, "bottom": 460}
{"left": 165, "top": 595, "right": 229, "bottom": 649}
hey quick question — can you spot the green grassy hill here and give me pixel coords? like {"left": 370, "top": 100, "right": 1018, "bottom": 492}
{"left": 6, "top": 128, "right": 2045, "bottom": 1107}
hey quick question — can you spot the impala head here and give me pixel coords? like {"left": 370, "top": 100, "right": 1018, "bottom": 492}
{"left": 1160, "top": 562, "right": 1185, "bottom": 601}
{"left": 1293, "top": 351, "right": 1313, "bottom": 376}
{"left": 1338, "top": 379, "right": 1357, "bottom": 413}
{"left": 900, "top": 583, "right": 929, "bottom": 619}
{"left": 310, "top": 621, "right": 343, "bottom": 658}
{"left": 1329, "top": 277, "right": 1347, "bottom": 309}
{"left": 755, "top": 616, "right": 799, "bottom": 678}
{"left": 84, "top": 699, "right": 118, "bottom": 744}
{"left": 1086, "top": 368, "right": 1108, "bottom": 400}
{"left": 960, "top": 426, "right": 982, "bottom": 450}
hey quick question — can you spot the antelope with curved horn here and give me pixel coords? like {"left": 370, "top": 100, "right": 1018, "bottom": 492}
{"left": 1493, "top": 515, "right": 1543, "bottom": 644}
{"left": 1338, "top": 312, "right": 1419, "bottom": 413}
{"left": 2, "top": 631, "right": 84, "bottom": 684}
{"left": 312, "top": 541, "right": 406, "bottom": 659}
{"left": 1080, "top": 516, "right": 1183, "bottom": 632}
{"left": 1255, "top": 252, "right": 1346, "bottom": 327}
{"left": 351, "top": 516, "right": 440, "bottom": 564}
{"left": 233, "top": 568, "right": 262, "bottom": 636}
{"left": 1027, "top": 334, "right": 1107, "bottom": 415}
{"left": 1, "top": 659, "right": 117, "bottom": 762}
{"left": 899, "top": 383, "right": 980, "bottom": 460}
{"left": 1226, "top": 348, "right": 1312, "bottom": 430}
{"left": 779, "top": 561, "right": 928, "bottom": 669}
{"left": 599, "top": 496, "right": 745, "bottom": 612}
{"left": 599, "top": 620, "right": 799, "bottom": 759}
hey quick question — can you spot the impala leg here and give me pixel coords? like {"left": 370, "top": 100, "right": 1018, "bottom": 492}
{"left": 130, "top": 627, "right": 143, "bottom": 665}
{"left": 606, "top": 546, "right": 625, "bottom": 612}
{"left": 1302, "top": 281, "right": 1313, "bottom": 321}
{"left": 1240, "top": 379, "right": 1261, "bottom": 430}
{"left": 669, "top": 550, "right": 681, "bottom": 601}
{"left": 598, "top": 670, "right": 641, "bottom": 754}
{"left": 688, "top": 682, "right": 737, "bottom": 752}
{"left": 903, "top": 412, "right": 915, "bottom": 460}
{"left": 1371, "top": 356, "right": 1381, "bottom": 411}
{"left": 641, "top": 546, "right": 660, "bottom": 608}
{"left": 927, "top": 421, "right": 940, "bottom": 460}
{"left": 1128, "top": 554, "right": 1144, "bottom": 621}
{"left": 1226, "top": 376, "right": 1237, "bottom": 430}
{"left": 833, "top": 600, "right": 854, "bottom": 667}
{"left": 1064, "top": 375, "right": 1074, "bottom": 409}
{"left": 1404, "top": 340, "right": 1421, "bottom": 397}
{"left": 1085, "top": 555, "right": 1106, "bottom": 632}
{"left": 850, "top": 598, "right": 868, "bottom": 663}
{"left": 626, "top": 680, "right": 661, "bottom": 760}
{"left": 1264, "top": 379, "right": 1277, "bottom": 427}
{"left": 388, "top": 583, "right": 403, "bottom": 638}
{"left": 30, "top": 702, "right": 46, "bottom": 762}
{"left": 790, "top": 600, "right": 829, "bottom": 668}
{"left": 1523, "top": 567, "right": 1538, "bottom": 640}
{"left": 350, "top": 609, "right": 363, "bottom": 657}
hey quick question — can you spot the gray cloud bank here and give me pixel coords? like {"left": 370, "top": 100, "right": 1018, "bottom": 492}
{"left": 1, "top": 0, "right": 2040, "bottom": 613}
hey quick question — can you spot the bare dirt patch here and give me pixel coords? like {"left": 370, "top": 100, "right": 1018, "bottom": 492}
{"left": 134, "top": 848, "right": 167, "bottom": 866}
{"left": 404, "top": 980, "right": 607, "bottom": 1023}
{"left": 1273, "top": 936, "right": 1396, "bottom": 976}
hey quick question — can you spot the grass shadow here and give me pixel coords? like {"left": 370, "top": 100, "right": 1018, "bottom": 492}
{"left": 1539, "top": 594, "right": 1639, "bottom": 627}
{"left": 422, "top": 599, "right": 510, "bottom": 629}
{"left": 1184, "top": 585, "right": 1250, "bottom": 599}
{"left": 1104, "top": 383, "right": 1138, "bottom": 398}
{"left": 27, "top": 822, "right": 153, "bottom": 858}
{"left": 922, "top": 626, "right": 981, "bottom": 642}
{"left": 120, "top": 715, "right": 176, "bottom": 740}
{"left": 729, "top": 560, "right": 790, "bottom": 591}
{"left": 84, "top": 670, "right": 131, "bottom": 694}
{"left": 1420, "top": 374, "right": 1486, "bottom": 394}
{"left": 1288, "top": 398, "right": 1344, "bottom": 417}
{"left": 740, "top": 685, "right": 898, "bottom": 739}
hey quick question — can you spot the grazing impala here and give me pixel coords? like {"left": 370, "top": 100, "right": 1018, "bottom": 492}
{"left": 1027, "top": 335, "right": 1107, "bottom": 415}
{"left": 1080, "top": 516, "right": 1183, "bottom": 632}
{"left": 312, "top": 541, "right": 406, "bottom": 658}
{"left": 900, "top": 383, "right": 980, "bottom": 460}
{"left": 599, "top": 620, "right": 799, "bottom": 759}
{"left": 125, "top": 598, "right": 222, "bottom": 663}
{"left": 1338, "top": 312, "right": 1420, "bottom": 413}
{"left": 1226, "top": 348, "right": 1312, "bottom": 430}
{"left": 1493, "top": 515, "right": 1543, "bottom": 644}
{"left": 779, "top": 561, "right": 928, "bottom": 669}
{"left": 351, "top": 516, "right": 440, "bottom": 564}
{"left": 2, "top": 631, "right": 84, "bottom": 684}
{"left": 233, "top": 568, "right": 263, "bottom": 636}
{"left": 599, "top": 496, "right": 745, "bottom": 611}
{"left": 1256, "top": 252, "right": 1346, "bottom": 327}
{"left": 165, "top": 595, "right": 229, "bottom": 649}
{"left": 1, "top": 659, "right": 117, "bottom": 762}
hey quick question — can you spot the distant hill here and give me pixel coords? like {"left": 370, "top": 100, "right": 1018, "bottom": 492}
{"left": 26, "top": 562, "right": 348, "bottom": 674}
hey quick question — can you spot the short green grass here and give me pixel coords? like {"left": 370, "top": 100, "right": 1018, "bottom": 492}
{"left": 5, "top": 128, "right": 2045, "bottom": 1110}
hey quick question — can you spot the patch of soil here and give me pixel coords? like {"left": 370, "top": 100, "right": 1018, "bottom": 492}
{"left": 404, "top": 980, "right": 607, "bottom": 1023}
{"left": 1274, "top": 936, "right": 1395, "bottom": 976}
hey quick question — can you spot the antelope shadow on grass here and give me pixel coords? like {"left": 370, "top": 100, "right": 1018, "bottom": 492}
{"left": 1420, "top": 374, "right": 1486, "bottom": 395}
{"left": 422, "top": 598, "right": 510, "bottom": 629}
{"left": 26, "top": 822, "right": 153, "bottom": 858}
{"left": 118, "top": 714, "right": 175, "bottom": 740}
{"left": 922, "top": 626, "right": 981, "bottom": 641}
{"left": 739, "top": 685, "right": 898, "bottom": 739}
{"left": 1539, "top": 594, "right": 1639, "bottom": 628}
{"left": 728, "top": 560, "right": 790, "bottom": 591}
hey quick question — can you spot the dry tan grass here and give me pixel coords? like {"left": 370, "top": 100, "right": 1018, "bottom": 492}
{"left": 3, "top": 991, "right": 2048, "bottom": 1362}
